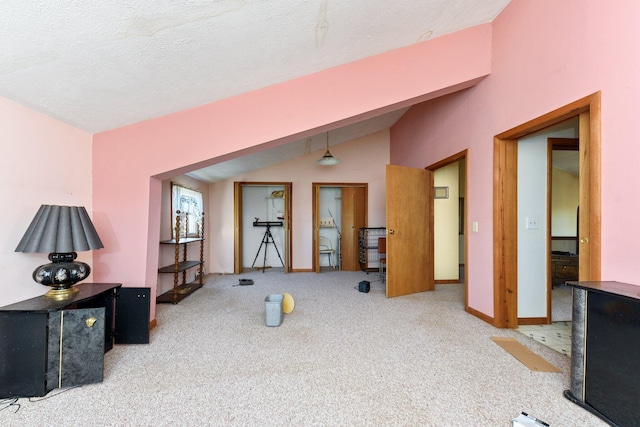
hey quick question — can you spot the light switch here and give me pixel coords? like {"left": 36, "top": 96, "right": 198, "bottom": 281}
{"left": 320, "top": 217, "right": 334, "bottom": 227}
{"left": 472, "top": 221, "right": 479, "bottom": 233}
{"left": 526, "top": 217, "right": 539, "bottom": 230}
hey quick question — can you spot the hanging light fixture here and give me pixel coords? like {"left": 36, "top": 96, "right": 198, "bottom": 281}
{"left": 317, "top": 132, "right": 340, "bottom": 166}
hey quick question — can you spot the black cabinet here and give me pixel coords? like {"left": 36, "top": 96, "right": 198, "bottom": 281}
{"left": 114, "top": 287, "right": 151, "bottom": 344}
{"left": 565, "top": 281, "right": 640, "bottom": 426}
{"left": 551, "top": 254, "right": 578, "bottom": 286}
{"left": 0, "top": 283, "right": 149, "bottom": 398}
{"left": 46, "top": 307, "right": 106, "bottom": 393}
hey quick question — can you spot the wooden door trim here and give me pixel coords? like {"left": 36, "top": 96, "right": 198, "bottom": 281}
{"left": 546, "top": 140, "right": 552, "bottom": 323}
{"left": 427, "top": 150, "right": 468, "bottom": 170}
{"left": 579, "top": 110, "right": 601, "bottom": 280}
{"left": 493, "top": 138, "right": 518, "bottom": 328}
{"left": 493, "top": 92, "right": 601, "bottom": 328}
{"left": 311, "top": 183, "right": 368, "bottom": 272}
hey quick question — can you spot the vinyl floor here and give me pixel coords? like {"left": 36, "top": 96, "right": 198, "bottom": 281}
{"left": 517, "top": 321, "right": 572, "bottom": 357}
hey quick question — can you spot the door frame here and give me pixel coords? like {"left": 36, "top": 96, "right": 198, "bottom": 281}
{"left": 426, "top": 150, "right": 469, "bottom": 309}
{"left": 312, "top": 183, "right": 368, "bottom": 272}
{"left": 493, "top": 92, "right": 601, "bottom": 328}
{"left": 234, "top": 182, "right": 292, "bottom": 274}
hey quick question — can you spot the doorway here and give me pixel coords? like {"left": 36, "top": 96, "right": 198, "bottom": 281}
{"left": 427, "top": 151, "right": 468, "bottom": 308}
{"left": 312, "top": 183, "right": 367, "bottom": 272}
{"left": 493, "top": 92, "right": 601, "bottom": 328}
{"left": 549, "top": 137, "right": 579, "bottom": 323}
{"left": 234, "top": 182, "right": 292, "bottom": 274}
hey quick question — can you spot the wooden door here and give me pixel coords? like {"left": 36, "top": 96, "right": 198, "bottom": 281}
{"left": 341, "top": 187, "right": 366, "bottom": 270}
{"left": 385, "top": 165, "right": 434, "bottom": 297}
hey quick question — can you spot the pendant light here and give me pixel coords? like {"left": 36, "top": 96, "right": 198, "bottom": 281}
{"left": 317, "top": 132, "right": 340, "bottom": 166}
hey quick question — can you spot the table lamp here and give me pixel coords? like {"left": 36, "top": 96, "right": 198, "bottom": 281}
{"left": 15, "top": 205, "right": 104, "bottom": 300}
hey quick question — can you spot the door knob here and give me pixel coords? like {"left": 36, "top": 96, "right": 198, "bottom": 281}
{"left": 580, "top": 237, "right": 589, "bottom": 244}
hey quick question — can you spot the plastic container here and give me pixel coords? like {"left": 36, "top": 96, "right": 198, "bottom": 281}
{"left": 264, "top": 294, "right": 284, "bottom": 327}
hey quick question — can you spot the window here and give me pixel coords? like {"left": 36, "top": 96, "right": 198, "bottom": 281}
{"left": 171, "top": 183, "right": 203, "bottom": 238}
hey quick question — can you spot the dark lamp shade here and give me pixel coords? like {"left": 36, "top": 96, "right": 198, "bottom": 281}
{"left": 15, "top": 205, "right": 104, "bottom": 254}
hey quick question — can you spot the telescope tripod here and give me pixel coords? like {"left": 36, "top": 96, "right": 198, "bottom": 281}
{"left": 251, "top": 223, "right": 284, "bottom": 273}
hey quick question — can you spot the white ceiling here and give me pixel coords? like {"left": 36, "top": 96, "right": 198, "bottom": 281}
{"left": 1, "top": 1, "right": 511, "bottom": 182}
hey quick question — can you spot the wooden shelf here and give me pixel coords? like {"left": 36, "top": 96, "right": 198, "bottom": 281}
{"left": 156, "top": 282, "right": 203, "bottom": 304}
{"left": 160, "top": 237, "right": 204, "bottom": 245}
{"left": 158, "top": 260, "right": 203, "bottom": 274}
{"left": 157, "top": 211, "right": 205, "bottom": 304}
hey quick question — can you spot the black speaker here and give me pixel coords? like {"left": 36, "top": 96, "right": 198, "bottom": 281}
{"left": 358, "top": 281, "right": 370, "bottom": 293}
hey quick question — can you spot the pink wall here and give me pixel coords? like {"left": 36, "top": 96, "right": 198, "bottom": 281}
{"left": 92, "top": 25, "right": 492, "bottom": 320}
{"left": 391, "top": 0, "right": 640, "bottom": 316}
{"left": 0, "top": 97, "right": 93, "bottom": 306}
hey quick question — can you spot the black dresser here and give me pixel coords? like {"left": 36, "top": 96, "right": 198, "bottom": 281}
{"left": 565, "top": 281, "right": 640, "bottom": 426}
{"left": 0, "top": 283, "right": 149, "bottom": 398}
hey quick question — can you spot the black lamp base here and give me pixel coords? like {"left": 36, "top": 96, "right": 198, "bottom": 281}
{"left": 33, "top": 252, "right": 90, "bottom": 300}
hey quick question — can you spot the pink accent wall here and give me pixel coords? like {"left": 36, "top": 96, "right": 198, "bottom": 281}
{"left": 0, "top": 97, "right": 93, "bottom": 306}
{"left": 391, "top": 0, "right": 640, "bottom": 316}
{"left": 92, "top": 25, "right": 492, "bottom": 319}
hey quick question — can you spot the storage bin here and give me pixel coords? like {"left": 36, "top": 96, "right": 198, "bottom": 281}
{"left": 264, "top": 294, "right": 284, "bottom": 327}
{"left": 358, "top": 227, "right": 386, "bottom": 272}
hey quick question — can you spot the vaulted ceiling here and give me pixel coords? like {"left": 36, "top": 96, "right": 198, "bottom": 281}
{"left": 1, "top": 1, "right": 511, "bottom": 181}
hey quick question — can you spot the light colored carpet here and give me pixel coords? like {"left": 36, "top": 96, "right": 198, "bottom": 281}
{"left": 1, "top": 271, "right": 607, "bottom": 426}
{"left": 552, "top": 284, "right": 573, "bottom": 322}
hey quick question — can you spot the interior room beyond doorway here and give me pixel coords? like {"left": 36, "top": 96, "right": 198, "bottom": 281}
{"left": 234, "top": 182, "right": 292, "bottom": 274}
{"left": 313, "top": 183, "right": 367, "bottom": 272}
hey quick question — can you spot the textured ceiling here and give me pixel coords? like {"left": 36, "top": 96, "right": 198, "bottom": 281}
{"left": 0, "top": 0, "right": 511, "bottom": 181}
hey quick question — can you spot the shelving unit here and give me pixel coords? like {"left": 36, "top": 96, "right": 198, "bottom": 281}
{"left": 157, "top": 211, "right": 205, "bottom": 304}
{"left": 358, "top": 227, "right": 386, "bottom": 272}
{"left": 266, "top": 192, "right": 285, "bottom": 221}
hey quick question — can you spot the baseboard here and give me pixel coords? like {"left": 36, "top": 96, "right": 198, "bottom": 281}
{"left": 517, "top": 317, "right": 549, "bottom": 325}
{"left": 435, "top": 280, "right": 460, "bottom": 284}
{"left": 466, "top": 306, "right": 494, "bottom": 326}
{"left": 149, "top": 319, "right": 157, "bottom": 330}
{"left": 290, "top": 268, "right": 314, "bottom": 272}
